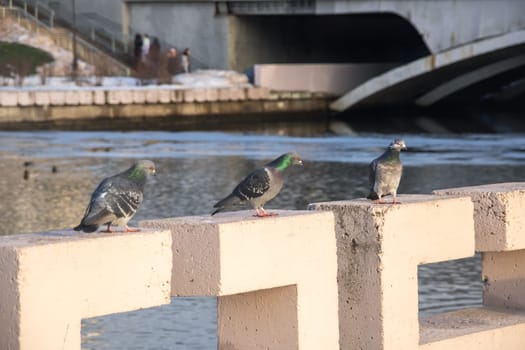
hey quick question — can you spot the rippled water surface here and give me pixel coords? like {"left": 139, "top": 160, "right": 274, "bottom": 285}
{"left": 1, "top": 129, "right": 524, "bottom": 349}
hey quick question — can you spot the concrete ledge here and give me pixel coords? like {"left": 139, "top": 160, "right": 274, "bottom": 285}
{"left": 65, "top": 90, "right": 80, "bottom": 105}
{"left": 309, "top": 194, "right": 475, "bottom": 349}
{"left": 158, "top": 89, "right": 171, "bottom": 103}
{"left": 420, "top": 307, "right": 525, "bottom": 349}
{"left": 0, "top": 229, "right": 172, "bottom": 350}
{"left": 141, "top": 210, "right": 339, "bottom": 350}
{"left": 34, "top": 91, "right": 50, "bottom": 106}
{"left": 0, "top": 91, "right": 18, "bottom": 106}
{"left": 17, "top": 91, "right": 34, "bottom": 106}
{"left": 434, "top": 182, "right": 525, "bottom": 251}
{"left": 49, "top": 91, "right": 66, "bottom": 105}
{"left": 93, "top": 90, "right": 105, "bottom": 105}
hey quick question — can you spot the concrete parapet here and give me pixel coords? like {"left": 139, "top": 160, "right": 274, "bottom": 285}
{"left": 106, "top": 90, "right": 118, "bottom": 105}
{"left": 231, "top": 87, "right": 246, "bottom": 101}
{"left": 0, "top": 229, "right": 172, "bottom": 350}
{"left": 17, "top": 91, "right": 34, "bottom": 106}
{"left": 193, "top": 88, "right": 207, "bottom": 102}
{"left": 49, "top": 91, "right": 66, "bottom": 105}
{"left": 141, "top": 210, "right": 340, "bottom": 350}
{"left": 218, "top": 88, "right": 232, "bottom": 101}
{"left": 132, "top": 89, "right": 146, "bottom": 104}
{"left": 93, "top": 90, "right": 105, "bottom": 105}
{"left": 65, "top": 90, "right": 80, "bottom": 105}
{"left": 309, "top": 194, "right": 475, "bottom": 350}
{"left": 77, "top": 90, "right": 93, "bottom": 105}
{"left": 158, "top": 89, "right": 171, "bottom": 103}
{"left": 1, "top": 91, "right": 18, "bottom": 106}
{"left": 145, "top": 89, "right": 159, "bottom": 104}
{"left": 120, "top": 90, "right": 133, "bottom": 104}
{"left": 247, "top": 87, "right": 270, "bottom": 100}
{"left": 206, "top": 88, "right": 219, "bottom": 101}
{"left": 34, "top": 91, "right": 50, "bottom": 106}
{"left": 434, "top": 183, "right": 525, "bottom": 252}
{"left": 170, "top": 89, "right": 184, "bottom": 103}
{"left": 183, "top": 89, "right": 195, "bottom": 103}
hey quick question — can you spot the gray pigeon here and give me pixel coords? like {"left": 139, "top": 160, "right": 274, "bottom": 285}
{"left": 212, "top": 152, "right": 303, "bottom": 217}
{"left": 367, "top": 139, "right": 407, "bottom": 204}
{"left": 74, "top": 160, "right": 156, "bottom": 233}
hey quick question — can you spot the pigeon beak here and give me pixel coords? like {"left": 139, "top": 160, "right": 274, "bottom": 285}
{"left": 297, "top": 159, "right": 303, "bottom": 166}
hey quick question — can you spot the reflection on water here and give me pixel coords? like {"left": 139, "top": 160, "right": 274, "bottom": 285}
{"left": 1, "top": 130, "right": 524, "bottom": 349}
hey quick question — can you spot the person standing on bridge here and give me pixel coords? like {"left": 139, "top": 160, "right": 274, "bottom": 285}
{"left": 141, "top": 34, "right": 150, "bottom": 62}
{"left": 148, "top": 37, "right": 161, "bottom": 78}
{"left": 133, "top": 34, "right": 143, "bottom": 69}
{"left": 166, "top": 48, "right": 178, "bottom": 77}
{"left": 182, "top": 48, "right": 191, "bottom": 73}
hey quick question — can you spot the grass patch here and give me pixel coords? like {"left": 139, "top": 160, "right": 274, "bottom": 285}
{"left": 0, "top": 41, "right": 54, "bottom": 78}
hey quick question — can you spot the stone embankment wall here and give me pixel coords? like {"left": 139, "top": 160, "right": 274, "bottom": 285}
{"left": 2, "top": 183, "right": 525, "bottom": 349}
{"left": 0, "top": 87, "right": 331, "bottom": 124}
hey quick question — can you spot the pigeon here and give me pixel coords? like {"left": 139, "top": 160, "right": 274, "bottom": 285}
{"left": 74, "top": 160, "right": 156, "bottom": 233}
{"left": 212, "top": 152, "right": 303, "bottom": 217}
{"left": 367, "top": 139, "right": 407, "bottom": 204}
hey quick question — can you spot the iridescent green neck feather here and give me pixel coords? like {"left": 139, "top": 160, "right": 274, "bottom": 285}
{"left": 127, "top": 164, "right": 147, "bottom": 181}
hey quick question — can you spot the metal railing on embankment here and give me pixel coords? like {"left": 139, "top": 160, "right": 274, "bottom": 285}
{"left": 0, "top": 1, "right": 130, "bottom": 76}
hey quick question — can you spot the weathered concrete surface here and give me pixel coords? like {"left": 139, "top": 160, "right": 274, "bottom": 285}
{"left": 254, "top": 63, "right": 397, "bottom": 95}
{"left": 434, "top": 182, "right": 525, "bottom": 252}
{"left": 483, "top": 250, "right": 525, "bottom": 311}
{"left": 0, "top": 89, "right": 332, "bottom": 126}
{"left": 0, "top": 229, "right": 172, "bottom": 350}
{"left": 420, "top": 307, "right": 525, "bottom": 349}
{"left": 309, "top": 194, "right": 475, "bottom": 350}
{"left": 140, "top": 210, "right": 339, "bottom": 350}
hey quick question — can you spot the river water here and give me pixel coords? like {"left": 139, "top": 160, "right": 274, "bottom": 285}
{"left": 1, "top": 127, "right": 524, "bottom": 349}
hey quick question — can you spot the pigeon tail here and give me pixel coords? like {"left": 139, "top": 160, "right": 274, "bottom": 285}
{"left": 366, "top": 191, "right": 379, "bottom": 200}
{"left": 74, "top": 223, "right": 99, "bottom": 233}
{"left": 212, "top": 194, "right": 242, "bottom": 216}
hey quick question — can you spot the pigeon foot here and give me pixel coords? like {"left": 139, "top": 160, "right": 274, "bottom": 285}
{"left": 124, "top": 226, "right": 141, "bottom": 233}
{"left": 101, "top": 224, "right": 114, "bottom": 233}
{"left": 253, "top": 212, "right": 278, "bottom": 218}
{"left": 254, "top": 209, "right": 279, "bottom": 218}
{"left": 373, "top": 199, "right": 387, "bottom": 204}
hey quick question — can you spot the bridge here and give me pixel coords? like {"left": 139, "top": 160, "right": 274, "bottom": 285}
{"left": 7, "top": 0, "right": 525, "bottom": 110}
{"left": 219, "top": 0, "right": 525, "bottom": 110}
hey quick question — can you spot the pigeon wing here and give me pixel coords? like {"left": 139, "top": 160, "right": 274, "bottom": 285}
{"left": 233, "top": 167, "right": 271, "bottom": 201}
{"left": 80, "top": 177, "right": 118, "bottom": 226}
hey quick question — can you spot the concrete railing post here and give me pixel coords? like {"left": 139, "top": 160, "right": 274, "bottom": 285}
{"left": 0, "top": 229, "right": 172, "bottom": 350}
{"left": 435, "top": 183, "right": 525, "bottom": 310}
{"left": 141, "top": 210, "right": 340, "bottom": 350}
{"left": 309, "top": 194, "right": 476, "bottom": 350}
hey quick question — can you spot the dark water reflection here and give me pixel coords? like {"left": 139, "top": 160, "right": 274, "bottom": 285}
{"left": 1, "top": 130, "right": 524, "bottom": 349}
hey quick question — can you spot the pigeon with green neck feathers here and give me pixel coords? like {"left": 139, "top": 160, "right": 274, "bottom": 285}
{"left": 212, "top": 152, "right": 303, "bottom": 217}
{"left": 367, "top": 139, "right": 407, "bottom": 204}
{"left": 74, "top": 160, "right": 156, "bottom": 233}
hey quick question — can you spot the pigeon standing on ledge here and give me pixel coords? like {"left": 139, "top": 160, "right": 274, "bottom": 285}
{"left": 74, "top": 160, "right": 156, "bottom": 233}
{"left": 212, "top": 152, "right": 303, "bottom": 217}
{"left": 367, "top": 139, "right": 407, "bottom": 204}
